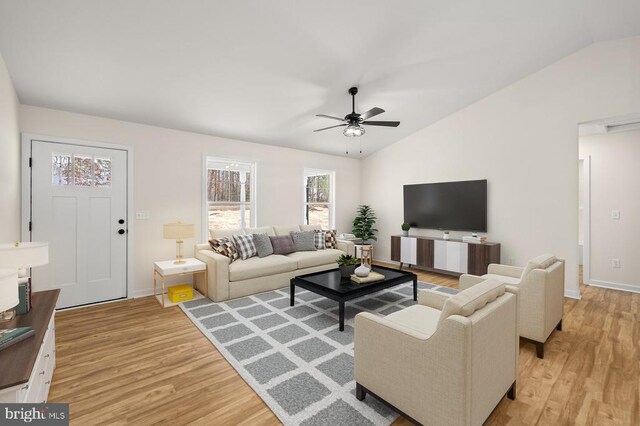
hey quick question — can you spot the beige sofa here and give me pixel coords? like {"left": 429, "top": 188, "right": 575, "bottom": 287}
{"left": 459, "top": 253, "right": 564, "bottom": 358}
{"left": 194, "top": 225, "right": 355, "bottom": 302}
{"left": 354, "top": 279, "right": 519, "bottom": 426}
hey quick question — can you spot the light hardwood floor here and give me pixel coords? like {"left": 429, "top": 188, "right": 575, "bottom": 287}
{"left": 50, "top": 267, "right": 639, "bottom": 425}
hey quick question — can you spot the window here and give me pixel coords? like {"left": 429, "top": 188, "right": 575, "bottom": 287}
{"left": 52, "top": 153, "right": 111, "bottom": 187}
{"left": 206, "top": 158, "right": 255, "bottom": 230}
{"left": 304, "top": 169, "right": 334, "bottom": 229}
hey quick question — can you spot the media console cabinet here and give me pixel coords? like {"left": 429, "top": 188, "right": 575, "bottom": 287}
{"left": 390, "top": 235, "right": 500, "bottom": 276}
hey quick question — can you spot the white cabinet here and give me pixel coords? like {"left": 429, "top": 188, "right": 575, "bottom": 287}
{"left": 0, "top": 314, "right": 56, "bottom": 403}
{"left": 434, "top": 241, "right": 469, "bottom": 274}
{"left": 400, "top": 236, "right": 417, "bottom": 265}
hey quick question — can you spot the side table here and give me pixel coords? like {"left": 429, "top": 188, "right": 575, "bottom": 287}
{"left": 153, "top": 258, "right": 208, "bottom": 307}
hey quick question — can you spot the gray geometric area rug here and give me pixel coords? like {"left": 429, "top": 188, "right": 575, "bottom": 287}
{"left": 179, "top": 281, "right": 458, "bottom": 426}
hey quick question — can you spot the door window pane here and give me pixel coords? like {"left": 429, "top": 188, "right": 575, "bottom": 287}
{"left": 94, "top": 157, "right": 112, "bottom": 187}
{"left": 74, "top": 155, "right": 93, "bottom": 187}
{"left": 52, "top": 153, "right": 72, "bottom": 185}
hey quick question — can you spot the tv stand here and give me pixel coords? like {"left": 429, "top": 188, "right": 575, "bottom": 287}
{"left": 390, "top": 235, "right": 500, "bottom": 276}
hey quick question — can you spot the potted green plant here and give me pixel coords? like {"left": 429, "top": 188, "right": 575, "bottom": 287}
{"left": 401, "top": 223, "right": 411, "bottom": 237}
{"left": 352, "top": 205, "right": 378, "bottom": 244}
{"left": 336, "top": 254, "right": 359, "bottom": 278}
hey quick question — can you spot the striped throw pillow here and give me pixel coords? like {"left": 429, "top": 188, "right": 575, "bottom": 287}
{"left": 232, "top": 234, "right": 257, "bottom": 260}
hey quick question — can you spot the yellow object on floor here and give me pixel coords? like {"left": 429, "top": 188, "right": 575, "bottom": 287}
{"left": 168, "top": 284, "right": 193, "bottom": 303}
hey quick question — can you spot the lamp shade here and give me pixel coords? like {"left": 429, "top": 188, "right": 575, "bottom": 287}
{"left": 0, "top": 242, "right": 49, "bottom": 268}
{"left": 163, "top": 223, "right": 195, "bottom": 240}
{"left": 0, "top": 268, "right": 19, "bottom": 312}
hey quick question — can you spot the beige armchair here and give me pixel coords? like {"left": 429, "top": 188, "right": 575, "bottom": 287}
{"left": 459, "top": 254, "right": 564, "bottom": 359}
{"left": 354, "top": 280, "right": 518, "bottom": 426}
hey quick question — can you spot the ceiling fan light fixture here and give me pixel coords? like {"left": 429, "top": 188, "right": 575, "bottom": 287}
{"left": 343, "top": 124, "right": 365, "bottom": 137}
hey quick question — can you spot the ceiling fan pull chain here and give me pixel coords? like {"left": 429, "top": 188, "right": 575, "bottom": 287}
{"left": 359, "top": 139, "right": 362, "bottom": 154}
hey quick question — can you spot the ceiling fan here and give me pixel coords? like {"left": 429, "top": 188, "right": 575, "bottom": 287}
{"left": 314, "top": 87, "right": 400, "bottom": 137}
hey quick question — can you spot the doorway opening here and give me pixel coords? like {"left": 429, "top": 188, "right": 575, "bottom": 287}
{"left": 578, "top": 114, "right": 640, "bottom": 293}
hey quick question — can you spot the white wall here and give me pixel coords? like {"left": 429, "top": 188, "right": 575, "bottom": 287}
{"left": 19, "top": 106, "right": 361, "bottom": 295}
{"left": 0, "top": 52, "right": 21, "bottom": 242}
{"left": 580, "top": 129, "right": 640, "bottom": 290}
{"left": 361, "top": 37, "right": 640, "bottom": 298}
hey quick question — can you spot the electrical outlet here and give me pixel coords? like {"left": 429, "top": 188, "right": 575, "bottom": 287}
{"left": 611, "top": 258, "right": 621, "bottom": 268}
{"left": 136, "top": 211, "right": 150, "bottom": 220}
{"left": 611, "top": 210, "right": 620, "bottom": 220}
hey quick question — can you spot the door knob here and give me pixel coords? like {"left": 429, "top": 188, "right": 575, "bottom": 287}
{"left": 118, "top": 229, "right": 125, "bottom": 235}
{"left": 118, "top": 219, "right": 125, "bottom": 224}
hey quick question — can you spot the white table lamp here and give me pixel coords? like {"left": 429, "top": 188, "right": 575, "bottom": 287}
{"left": 163, "top": 223, "right": 194, "bottom": 264}
{"left": 0, "top": 242, "right": 49, "bottom": 320}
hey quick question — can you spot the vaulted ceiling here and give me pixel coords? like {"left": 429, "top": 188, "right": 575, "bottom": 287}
{"left": 1, "top": 0, "right": 639, "bottom": 157}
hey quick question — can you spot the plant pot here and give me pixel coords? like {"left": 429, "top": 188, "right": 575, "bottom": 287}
{"left": 402, "top": 230, "right": 409, "bottom": 237}
{"left": 339, "top": 264, "right": 357, "bottom": 278}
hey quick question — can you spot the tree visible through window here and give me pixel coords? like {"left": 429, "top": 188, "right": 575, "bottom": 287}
{"left": 304, "top": 169, "right": 334, "bottom": 229}
{"left": 206, "top": 160, "right": 254, "bottom": 230}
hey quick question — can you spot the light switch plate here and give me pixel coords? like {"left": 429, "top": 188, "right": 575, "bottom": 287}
{"left": 611, "top": 258, "right": 621, "bottom": 268}
{"left": 136, "top": 210, "right": 151, "bottom": 220}
{"left": 611, "top": 210, "right": 620, "bottom": 220}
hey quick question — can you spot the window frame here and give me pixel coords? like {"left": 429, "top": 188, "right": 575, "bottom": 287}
{"left": 303, "top": 168, "right": 335, "bottom": 230}
{"left": 203, "top": 156, "right": 257, "bottom": 238}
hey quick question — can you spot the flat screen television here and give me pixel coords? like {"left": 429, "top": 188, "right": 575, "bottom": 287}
{"left": 403, "top": 179, "right": 487, "bottom": 232}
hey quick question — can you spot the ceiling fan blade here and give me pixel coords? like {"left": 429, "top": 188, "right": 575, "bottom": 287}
{"left": 313, "top": 124, "right": 347, "bottom": 132}
{"left": 362, "top": 120, "right": 400, "bottom": 127}
{"left": 316, "top": 114, "right": 346, "bottom": 122}
{"left": 359, "top": 107, "right": 385, "bottom": 121}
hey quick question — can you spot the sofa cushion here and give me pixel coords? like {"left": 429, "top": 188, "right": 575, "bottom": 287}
{"left": 438, "top": 279, "right": 505, "bottom": 327}
{"left": 290, "top": 231, "right": 316, "bottom": 251}
{"left": 270, "top": 235, "right": 295, "bottom": 255}
{"left": 386, "top": 305, "right": 441, "bottom": 338}
{"left": 286, "top": 249, "right": 343, "bottom": 269}
{"left": 274, "top": 225, "right": 301, "bottom": 236}
{"left": 253, "top": 233, "right": 274, "bottom": 258}
{"left": 233, "top": 234, "right": 257, "bottom": 260}
{"left": 482, "top": 273, "right": 521, "bottom": 285}
{"left": 245, "top": 226, "right": 276, "bottom": 237}
{"left": 521, "top": 253, "right": 557, "bottom": 279}
{"left": 300, "top": 224, "right": 321, "bottom": 232}
{"left": 209, "top": 228, "right": 242, "bottom": 240}
{"left": 229, "top": 255, "right": 298, "bottom": 281}
{"left": 209, "top": 237, "right": 239, "bottom": 263}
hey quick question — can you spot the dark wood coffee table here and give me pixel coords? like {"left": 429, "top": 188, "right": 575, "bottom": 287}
{"left": 290, "top": 265, "right": 418, "bottom": 331}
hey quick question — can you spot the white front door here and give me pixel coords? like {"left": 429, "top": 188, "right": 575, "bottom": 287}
{"left": 30, "top": 140, "right": 128, "bottom": 308}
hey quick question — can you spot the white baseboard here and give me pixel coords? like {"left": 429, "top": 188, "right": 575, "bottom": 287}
{"left": 586, "top": 279, "right": 640, "bottom": 294}
{"left": 133, "top": 288, "right": 155, "bottom": 298}
{"left": 564, "top": 289, "right": 582, "bottom": 300}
